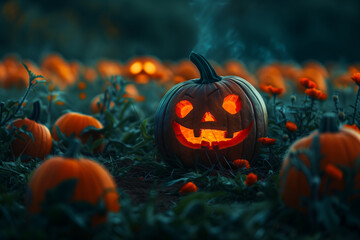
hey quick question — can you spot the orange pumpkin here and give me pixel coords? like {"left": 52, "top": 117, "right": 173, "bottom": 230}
{"left": 1, "top": 55, "right": 41, "bottom": 89}
{"left": 8, "top": 101, "right": 52, "bottom": 159}
{"left": 257, "top": 65, "right": 287, "bottom": 94}
{"left": 27, "top": 154, "right": 120, "bottom": 225}
{"left": 125, "top": 56, "right": 171, "bottom": 84}
{"left": 52, "top": 113, "right": 105, "bottom": 153}
{"left": 279, "top": 114, "right": 360, "bottom": 210}
{"left": 172, "top": 60, "right": 199, "bottom": 84}
{"left": 83, "top": 67, "right": 98, "bottom": 82}
{"left": 41, "top": 53, "right": 76, "bottom": 88}
{"left": 224, "top": 60, "right": 258, "bottom": 87}
{"left": 96, "top": 59, "right": 123, "bottom": 79}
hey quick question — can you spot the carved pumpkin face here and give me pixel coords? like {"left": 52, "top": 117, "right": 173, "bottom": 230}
{"left": 125, "top": 56, "right": 171, "bottom": 84}
{"left": 173, "top": 94, "right": 254, "bottom": 151}
{"left": 155, "top": 53, "right": 267, "bottom": 168}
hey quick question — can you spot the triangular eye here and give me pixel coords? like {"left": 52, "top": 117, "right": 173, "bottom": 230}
{"left": 222, "top": 94, "right": 241, "bottom": 114}
{"left": 176, "top": 100, "right": 193, "bottom": 118}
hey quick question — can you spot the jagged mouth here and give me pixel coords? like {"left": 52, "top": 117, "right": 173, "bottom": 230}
{"left": 173, "top": 120, "right": 254, "bottom": 150}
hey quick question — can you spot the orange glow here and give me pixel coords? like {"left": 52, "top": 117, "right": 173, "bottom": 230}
{"left": 144, "top": 61, "right": 156, "bottom": 74}
{"left": 201, "top": 112, "right": 216, "bottom": 122}
{"left": 175, "top": 100, "right": 193, "bottom": 118}
{"left": 222, "top": 94, "right": 241, "bottom": 114}
{"left": 173, "top": 121, "right": 253, "bottom": 150}
{"left": 130, "top": 62, "right": 142, "bottom": 74}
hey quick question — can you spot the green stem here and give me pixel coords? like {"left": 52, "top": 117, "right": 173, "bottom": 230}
{"left": 273, "top": 94, "right": 277, "bottom": 121}
{"left": 190, "top": 52, "right": 222, "bottom": 84}
{"left": 319, "top": 112, "right": 339, "bottom": 133}
{"left": 64, "top": 139, "right": 82, "bottom": 158}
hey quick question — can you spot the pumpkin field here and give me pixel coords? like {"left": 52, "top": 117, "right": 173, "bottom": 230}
{"left": 1, "top": 0, "right": 360, "bottom": 239}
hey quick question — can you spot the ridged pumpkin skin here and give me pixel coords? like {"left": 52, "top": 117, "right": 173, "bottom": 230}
{"left": 52, "top": 113, "right": 104, "bottom": 153}
{"left": 155, "top": 53, "right": 267, "bottom": 168}
{"left": 27, "top": 156, "right": 120, "bottom": 224}
{"left": 280, "top": 127, "right": 360, "bottom": 210}
{"left": 9, "top": 118, "right": 52, "bottom": 159}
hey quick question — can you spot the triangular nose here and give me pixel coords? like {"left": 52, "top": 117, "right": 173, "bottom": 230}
{"left": 201, "top": 112, "right": 216, "bottom": 122}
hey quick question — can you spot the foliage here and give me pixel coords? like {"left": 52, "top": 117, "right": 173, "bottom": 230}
{"left": 1, "top": 63, "right": 360, "bottom": 239}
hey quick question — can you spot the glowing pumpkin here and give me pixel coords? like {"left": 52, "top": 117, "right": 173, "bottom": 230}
{"left": 125, "top": 56, "right": 172, "bottom": 84}
{"left": 155, "top": 52, "right": 267, "bottom": 168}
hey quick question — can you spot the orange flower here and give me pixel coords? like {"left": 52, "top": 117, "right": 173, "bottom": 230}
{"left": 55, "top": 101, "right": 65, "bottom": 106}
{"left": 344, "top": 124, "right": 360, "bottom": 134}
{"left": 325, "top": 164, "right": 343, "bottom": 180}
{"left": 77, "top": 82, "right": 86, "bottom": 90}
{"left": 258, "top": 137, "right": 276, "bottom": 145}
{"left": 79, "top": 93, "right": 87, "bottom": 100}
{"left": 179, "top": 182, "right": 198, "bottom": 195}
{"left": 285, "top": 121, "right": 297, "bottom": 132}
{"left": 305, "top": 88, "right": 327, "bottom": 100}
{"left": 233, "top": 159, "right": 250, "bottom": 169}
{"left": 299, "top": 77, "right": 317, "bottom": 89}
{"left": 244, "top": 173, "right": 258, "bottom": 187}
{"left": 260, "top": 84, "right": 284, "bottom": 96}
{"left": 351, "top": 72, "right": 360, "bottom": 85}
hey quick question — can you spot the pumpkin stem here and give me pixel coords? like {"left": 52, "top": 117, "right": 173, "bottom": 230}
{"left": 29, "top": 101, "right": 40, "bottom": 122}
{"left": 190, "top": 52, "right": 222, "bottom": 84}
{"left": 64, "top": 138, "right": 82, "bottom": 158}
{"left": 319, "top": 112, "right": 339, "bottom": 133}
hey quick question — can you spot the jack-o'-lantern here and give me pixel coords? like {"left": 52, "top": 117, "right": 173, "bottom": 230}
{"left": 155, "top": 52, "right": 268, "bottom": 168}
{"left": 125, "top": 56, "right": 172, "bottom": 84}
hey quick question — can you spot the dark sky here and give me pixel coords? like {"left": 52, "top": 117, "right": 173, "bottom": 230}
{"left": 1, "top": 0, "right": 359, "bottom": 63}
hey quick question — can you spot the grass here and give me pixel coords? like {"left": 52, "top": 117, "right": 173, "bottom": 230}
{"left": 0, "top": 64, "right": 360, "bottom": 239}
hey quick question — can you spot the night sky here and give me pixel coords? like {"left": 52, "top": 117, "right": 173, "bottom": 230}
{"left": 1, "top": 0, "right": 359, "bottom": 63}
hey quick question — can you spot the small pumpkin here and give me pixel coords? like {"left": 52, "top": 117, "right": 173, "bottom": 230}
{"left": 224, "top": 60, "right": 258, "bottom": 87}
{"left": 41, "top": 53, "right": 76, "bottom": 88}
{"left": 172, "top": 60, "right": 199, "bottom": 84}
{"left": 52, "top": 112, "right": 104, "bottom": 153}
{"left": 96, "top": 59, "right": 123, "bottom": 79}
{"left": 27, "top": 144, "right": 120, "bottom": 225}
{"left": 8, "top": 101, "right": 52, "bottom": 159}
{"left": 1, "top": 55, "right": 41, "bottom": 89}
{"left": 155, "top": 52, "right": 267, "bottom": 168}
{"left": 279, "top": 113, "right": 360, "bottom": 210}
